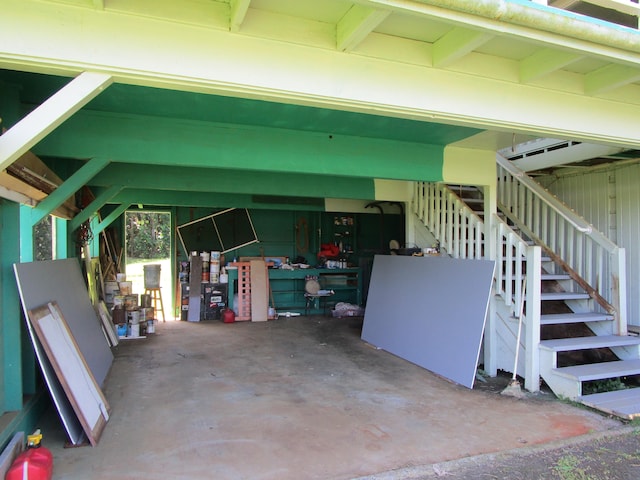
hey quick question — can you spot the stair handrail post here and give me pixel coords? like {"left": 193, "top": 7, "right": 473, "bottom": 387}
{"left": 525, "top": 244, "right": 542, "bottom": 392}
{"left": 612, "top": 246, "right": 628, "bottom": 336}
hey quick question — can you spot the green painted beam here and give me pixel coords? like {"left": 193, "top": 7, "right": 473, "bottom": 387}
{"left": 0, "top": 72, "right": 112, "bottom": 172}
{"left": 89, "top": 164, "right": 375, "bottom": 200}
{"left": 112, "top": 189, "right": 327, "bottom": 211}
{"left": 69, "top": 184, "right": 123, "bottom": 232}
{"left": 520, "top": 49, "right": 583, "bottom": 83}
{"left": 93, "top": 203, "right": 129, "bottom": 235}
{"left": 31, "top": 157, "right": 110, "bottom": 226}
{"left": 35, "top": 111, "right": 446, "bottom": 182}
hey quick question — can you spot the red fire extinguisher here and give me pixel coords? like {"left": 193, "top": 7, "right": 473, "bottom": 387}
{"left": 5, "top": 430, "right": 53, "bottom": 480}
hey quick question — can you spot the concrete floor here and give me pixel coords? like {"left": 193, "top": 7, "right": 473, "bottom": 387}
{"left": 42, "top": 316, "right": 621, "bottom": 480}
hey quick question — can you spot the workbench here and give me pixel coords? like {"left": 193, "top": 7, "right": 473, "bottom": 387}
{"left": 227, "top": 267, "right": 362, "bottom": 314}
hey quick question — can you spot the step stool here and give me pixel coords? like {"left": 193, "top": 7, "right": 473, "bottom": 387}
{"left": 144, "top": 287, "right": 165, "bottom": 322}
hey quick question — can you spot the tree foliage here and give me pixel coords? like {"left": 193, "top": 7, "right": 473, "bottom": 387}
{"left": 125, "top": 211, "right": 171, "bottom": 259}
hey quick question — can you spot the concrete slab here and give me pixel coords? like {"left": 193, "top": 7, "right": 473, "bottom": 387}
{"left": 41, "top": 317, "right": 621, "bottom": 480}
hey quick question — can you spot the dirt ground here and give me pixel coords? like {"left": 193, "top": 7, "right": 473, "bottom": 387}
{"left": 360, "top": 427, "right": 640, "bottom": 479}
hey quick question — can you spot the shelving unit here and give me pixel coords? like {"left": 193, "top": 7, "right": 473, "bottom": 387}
{"left": 227, "top": 267, "right": 362, "bottom": 315}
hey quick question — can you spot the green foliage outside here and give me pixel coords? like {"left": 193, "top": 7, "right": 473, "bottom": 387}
{"left": 34, "top": 216, "right": 53, "bottom": 261}
{"left": 125, "top": 211, "right": 171, "bottom": 260}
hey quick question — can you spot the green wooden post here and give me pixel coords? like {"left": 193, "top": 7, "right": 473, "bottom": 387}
{"left": 19, "top": 206, "right": 36, "bottom": 395}
{"left": 55, "top": 217, "right": 68, "bottom": 259}
{"left": 0, "top": 201, "right": 23, "bottom": 411}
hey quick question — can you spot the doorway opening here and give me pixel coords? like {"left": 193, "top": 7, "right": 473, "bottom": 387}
{"left": 124, "top": 210, "right": 173, "bottom": 320}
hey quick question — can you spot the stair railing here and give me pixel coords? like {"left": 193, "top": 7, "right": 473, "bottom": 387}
{"left": 412, "top": 181, "right": 543, "bottom": 390}
{"left": 496, "top": 154, "right": 627, "bottom": 335}
{"left": 412, "top": 182, "right": 483, "bottom": 259}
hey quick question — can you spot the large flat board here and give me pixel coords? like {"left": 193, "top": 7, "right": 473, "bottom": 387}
{"left": 28, "top": 303, "right": 110, "bottom": 446}
{"left": 361, "top": 255, "right": 495, "bottom": 389}
{"left": 187, "top": 255, "right": 202, "bottom": 322}
{"left": 14, "top": 258, "right": 113, "bottom": 386}
{"left": 22, "top": 309, "right": 86, "bottom": 446}
{"left": 250, "top": 260, "right": 268, "bottom": 322}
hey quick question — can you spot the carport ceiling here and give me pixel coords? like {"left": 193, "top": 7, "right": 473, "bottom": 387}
{"left": 2, "top": 69, "right": 483, "bottom": 209}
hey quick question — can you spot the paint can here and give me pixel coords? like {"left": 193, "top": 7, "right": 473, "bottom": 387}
{"left": 140, "top": 294, "right": 152, "bottom": 308}
{"left": 129, "top": 323, "right": 140, "bottom": 338}
{"left": 125, "top": 294, "right": 138, "bottom": 310}
{"left": 143, "top": 264, "right": 161, "bottom": 288}
{"left": 119, "top": 281, "right": 132, "bottom": 296}
{"left": 112, "top": 307, "right": 126, "bottom": 325}
{"left": 202, "top": 270, "right": 210, "bottom": 283}
{"left": 147, "top": 319, "right": 156, "bottom": 334}
{"left": 116, "top": 273, "right": 127, "bottom": 282}
{"left": 129, "top": 309, "right": 141, "bottom": 325}
{"left": 113, "top": 295, "right": 125, "bottom": 307}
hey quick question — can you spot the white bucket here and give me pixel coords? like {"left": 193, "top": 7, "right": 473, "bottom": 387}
{"left": 130, "top": 323, "right": 140, "bottom": 337}
{"left": 116, "top": 273, "right": 127, "bottom": 282}
{"left": 143, "top": 264, "right": 161, "bottom": 288}
{"left": 129, "top": 309, "right": 141, "bottom": 325}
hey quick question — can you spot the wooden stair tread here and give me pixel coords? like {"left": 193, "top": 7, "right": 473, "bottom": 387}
{"left": 541, "top": 292, "right": 590, "bottom": 301}
{"left": 540, "top": 312, "right": 614, "bottom": 325}
{"left": 580, "top": 388, "right": 640, "bottom": 419}
{"left": 553, "top": 359, "right": 640, "bottom": 382}
{"left": 540, "top": 335, "right": 640, "bottom": 352}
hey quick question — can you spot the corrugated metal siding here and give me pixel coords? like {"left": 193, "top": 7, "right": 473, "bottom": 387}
{"left": 539, "top": 165, "right": 640, "bottom": 326}
{"left": 615, "top": 164, "right": 640, "bottom": 327}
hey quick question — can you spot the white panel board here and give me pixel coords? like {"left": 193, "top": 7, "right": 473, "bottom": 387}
{"left": 28, "top": 302, "right": 110, "bottom": 446}
{"left": 361, "top": 255, "right": 495, "bottom": 389}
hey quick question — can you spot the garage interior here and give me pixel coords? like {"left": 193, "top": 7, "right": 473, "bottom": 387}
{"left": 2, "top": 0, "right": 640, "bottom": 478}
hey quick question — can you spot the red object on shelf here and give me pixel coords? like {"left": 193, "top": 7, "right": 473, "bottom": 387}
{"left": 5, "top": 446, "right": 53, "bottom": 480}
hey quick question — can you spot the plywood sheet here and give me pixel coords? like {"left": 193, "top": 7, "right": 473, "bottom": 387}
{"left": 361, "top": 255, "right": 495, "bottom": 389}
{"left": 28, "top": 303, "right": 110, "bottom": 446}
{"left": 13, "top": 258, "right": 113, "bottom": 386}
{"left": 250, "top": 260, "right": 268, "bottom": 322}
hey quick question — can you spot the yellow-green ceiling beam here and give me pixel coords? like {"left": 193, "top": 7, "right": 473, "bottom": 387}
{"left": 337, "top": 4, "right": 390, "bottom": 52}
{"left": 585, "top": 63, "right": 640, "bottom": 95}
{"left": 230, "top": 0, "right": 251, "bottom": 32}
{"left": 520, "top": 49, "right": 584, "bottom": 83}
{"left": 432, "top": 27, "right": 493, "bottom": 67}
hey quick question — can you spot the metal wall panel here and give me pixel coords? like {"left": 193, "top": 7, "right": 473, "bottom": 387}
{"left": 615, "top": 164, "right": 640, "bottom": 327}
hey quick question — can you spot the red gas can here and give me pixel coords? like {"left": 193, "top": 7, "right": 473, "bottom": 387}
{"left": 222, "top": 308, "right": 235, "bottom": 323}
{"left": 6, "top": 430, "right": 53, "bottom": 480}
{"left": 5, "top": 446, "right": 53, "bottom": 480}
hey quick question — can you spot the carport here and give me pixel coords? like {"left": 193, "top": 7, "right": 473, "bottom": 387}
{"left": 1, "top": 1, "right": 640, "bottom": 477}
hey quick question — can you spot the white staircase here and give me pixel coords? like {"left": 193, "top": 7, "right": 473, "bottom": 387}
{"left": 412, "top": 157, "right": 640, "bottom": 419}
